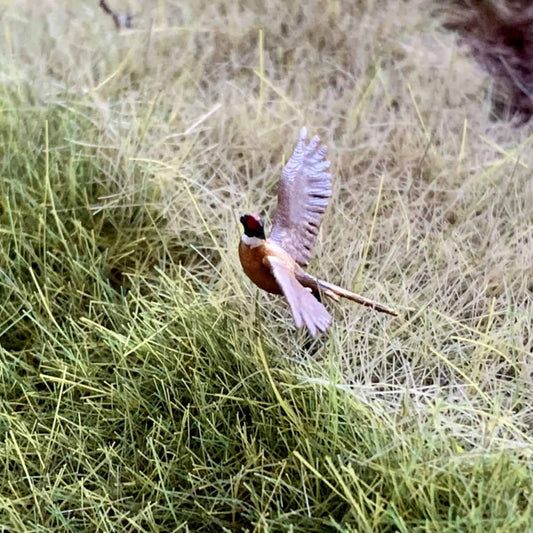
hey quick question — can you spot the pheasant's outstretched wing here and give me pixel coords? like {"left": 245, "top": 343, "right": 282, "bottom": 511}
{"left": 269, "top": 127, "right": 332, "bottom": 266}
{"left": 265, "top": 256, "right": 332, "bottom": 336}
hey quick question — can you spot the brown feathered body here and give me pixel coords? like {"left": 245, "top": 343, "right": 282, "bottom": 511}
{"left": 437, "top": 1, "right": 533, "bottom": 123}
{"left": 239, "top": 239, "right": 288, "bottom": 295}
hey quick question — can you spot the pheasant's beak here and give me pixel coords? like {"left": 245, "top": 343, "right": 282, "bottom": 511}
{"left": 239, "top": 215, "right": 246, "bottom": 227}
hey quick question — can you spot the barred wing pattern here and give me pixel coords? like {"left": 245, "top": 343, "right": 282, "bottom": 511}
{"left": 269, "top": 127, "right": 332, "bottom": 266}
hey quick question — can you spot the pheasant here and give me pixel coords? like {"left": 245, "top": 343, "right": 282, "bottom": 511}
{"left": 239, "top": 127, "right": 397, "bottom": 335}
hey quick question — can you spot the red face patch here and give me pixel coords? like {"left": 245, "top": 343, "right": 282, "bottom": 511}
{"left": 244, "top": 214, "right": 261, "bottom": 231}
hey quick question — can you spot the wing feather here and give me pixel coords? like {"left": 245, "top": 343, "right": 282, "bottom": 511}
{"left": 265, "top": 256, "right": 332, "bottom": 336}
{"left": 269, "top": 127, "right": 332, "bottom": 266}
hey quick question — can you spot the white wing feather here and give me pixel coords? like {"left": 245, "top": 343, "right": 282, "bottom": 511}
{"left": 265, "top": 256, "right": 332, "bottom": 336}
{"left": 269, "top": 127, "right": 332, "bottom": 266}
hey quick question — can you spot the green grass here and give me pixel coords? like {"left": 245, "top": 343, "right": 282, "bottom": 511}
{"left": 0, "top": 1, "right": 532, "bottom": 531}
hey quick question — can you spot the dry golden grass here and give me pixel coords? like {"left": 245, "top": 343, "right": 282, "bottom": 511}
{"left": 0, "top": 0, "right": 532, "bottom": 530}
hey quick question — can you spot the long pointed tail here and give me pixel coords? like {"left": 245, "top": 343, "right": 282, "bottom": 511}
{"left": 317, "top": 279, "right": 398, "bottom": 317}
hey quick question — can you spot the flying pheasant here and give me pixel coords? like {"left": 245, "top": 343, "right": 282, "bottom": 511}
{"left": 238, "top": 127, "right": 397, "bottom": 336}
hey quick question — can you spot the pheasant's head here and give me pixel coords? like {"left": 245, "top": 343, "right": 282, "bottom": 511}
{"left": 240, "top": 214, "right": 266, "bottom": 240}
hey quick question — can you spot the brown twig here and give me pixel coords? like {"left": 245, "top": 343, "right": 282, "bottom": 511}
{"left": 99, "top": 0, "right": 133, "bottom": 30}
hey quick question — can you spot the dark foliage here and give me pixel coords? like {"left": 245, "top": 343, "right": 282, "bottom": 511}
{"left": 437, "top": 1, "right": 533, "bottom": 124}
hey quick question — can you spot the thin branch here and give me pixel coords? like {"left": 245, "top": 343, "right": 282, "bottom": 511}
{"left": 99, "top": 0, "right": 133, "bottom": 30}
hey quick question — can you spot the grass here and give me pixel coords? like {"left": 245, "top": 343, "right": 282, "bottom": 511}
{"left": 0, "top": 0, "right": 532, "bottom": 530}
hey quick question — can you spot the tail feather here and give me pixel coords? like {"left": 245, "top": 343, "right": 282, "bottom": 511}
{"left": 317, "top": 279, "right": 398, "bottom": 316}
